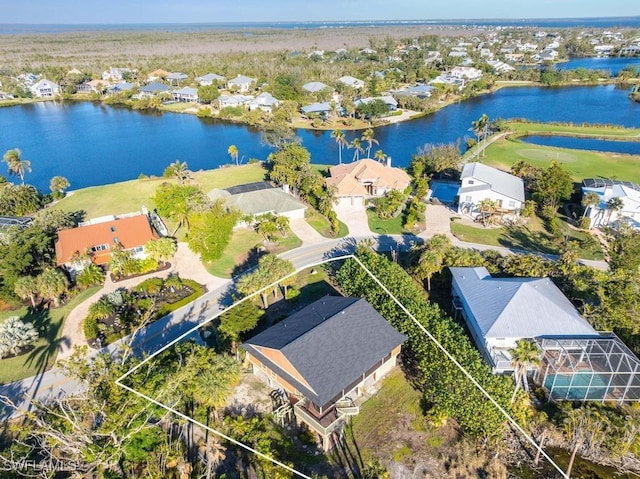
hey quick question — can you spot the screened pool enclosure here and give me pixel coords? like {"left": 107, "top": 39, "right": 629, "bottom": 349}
{"left": 535, "top": 336, "right": 640, "bottom": 403}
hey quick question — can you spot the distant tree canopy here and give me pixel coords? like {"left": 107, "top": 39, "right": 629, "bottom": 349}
{"left": 355, "top": 99, "right": 389, "bottom": 119}
{"left": 185, "top": 200, "right": 237, "bottom": 262}
{"left": 271, "top": 74, "right": 302, "bottom": 101}
{"left": 197, "top": 85, "right": 219, "bottom": 104}
{"left": 408, "top": 142, "right": 462, "bottom": 179}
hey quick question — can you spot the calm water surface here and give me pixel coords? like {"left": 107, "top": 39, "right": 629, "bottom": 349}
{"left": 1, "top": 85, "right": 639, "bottom": 190}
{"left": 555, "top": 56, "right": 640, "bottom": 75}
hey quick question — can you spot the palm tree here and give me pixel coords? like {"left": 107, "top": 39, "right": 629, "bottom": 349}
{"left": 255, "top": 216, "right": 279, "bottom": 243}
{"left": 258, "top": 254, "right": 295, "bottom": 299}
{"left": 350, "top": 138, "right": 364, "bottom": 162}
{"left": 581, "top": 191, "right": 600, "bottom": 218}
{"left": 361, "top": 128, "right": 379, "bottom": 158}
{"left": 606, "top": 196, "right": 624, "bottom": 227}
{"left": 88, "top": 297, "right": 116, "bottom": 320}
{"left": 274, "top": 215, "right": 290, "bottom": 237}
{"left": 374, "top": 149, "right": 387, "bottom": 164}
{"left": 0, "top": 317, "right": 39, "bottom": 359}
{"left": 49, "top": 176, "right": 70, "bottom": 198}
{"left": 414, "top": 250, "right": 443, "bottom": 291}
{"left": 144, "top": 237, "right": 177, "bottom": 264}
{"left": 330, "top": 129, "right": 347, "bottom": 164}
{"left": 3, "top": 148, "right": 32, "bottom": 185}
{"left": 14, "top": 276, "right": 38, "bottom": 308}
{"left": 36, "top": 268, "right": 69, "bottom": 307}
{"left": 477, "top": 198, "right": 497, "bottom": 227}
{"left": 236, "top": 269, "right": 270, "bottom": 308}
{"left": 227, "top": 144, "right": 239, "bottom": 165}
{"left": 477, "top": 113, "right": 489, "bottom": 157}
{"left": 509, "top": 339, "right": 541, "bottom": 403}
{"left": 168, "top": 160, "right": 191, "bottom": 185}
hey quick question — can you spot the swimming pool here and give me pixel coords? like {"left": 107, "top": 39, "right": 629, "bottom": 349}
{"left": 428, "top": 181, "right": 460, "bottom": 204}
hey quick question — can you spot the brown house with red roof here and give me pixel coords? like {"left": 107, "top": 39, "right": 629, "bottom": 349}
{"left": 325, "top": 158, "right": 411, "bottom": 207}
{"left": 55, "top": 213, "right": 156, "bottom": 272}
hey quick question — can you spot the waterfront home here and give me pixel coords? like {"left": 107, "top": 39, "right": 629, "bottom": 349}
{"left": 337, "top": 75, "right": 365, "bottom": 89}
{"left": 487, "top": 60, "right": 516, "bottom": 74}
{"left": 167, "top": 72, "right": 188, "bottom": 85}
{"left": 227, "top": 75, "right": 257, "bottom": 93}
{"left": 0, "top": 91, "right": 14, "bottom": 100}
{"left": 77, "top": 79, "right": 109, "bottom": 95}
{"left": 108, "top": 82, "right": 134, "bottom": 94}
{"left": 354, "top": 95, "right": 398, "bottom": 112}
{"left": 457, "top": 162, "right": 524, "bottom": 221}
{"left": 55, "top": 212, "right": 157, "bottom": 273}
{"left": 302, "top": 81, "right": 332, "bottom": 93}
{"left": 243, "top": 296, "right": 406, "bottom": 449}
{"left": 146, "top": 69, "right": 170, "bottom": 82}
{"left": 196, "top": 73, "right": 225, "bottom": 86}
{"left": 581, "top": 178, "right": 640, "bottom": 229}
{"left": 217, "top": 94, "right": 253, "bottom": 109}
{"left": 16, "top": 73, "right": 39, "bottom": 86}
{"left": 300, "top": 102, "right": 333, "bottom": 119}
{"left": 450, "top": 267, "right": 640, "bottom": 403}
{"left": 394, "top": 84, "right": 433, "bottom": 99}
{"left": 172, "top": 87, "right": 199, "bottom": 103}
{"left": 450, "top": 66, "right": 483, "bottom": 81}
{"left": 248, "top": 92, "right": 280, "bottom": 113}
{"left": 30, "top": 79, "right": 60, "bottom": 98}
{"left": 207, "top": 181, "right": 307, "bottom": 223}
{"left": 0, "top": 216, "right": 32, "bottom": 240}
{"left": 139, "top": 81, "right": 170, "bottom": 97}
{"left": 326, "top": 158, "right": 411, "bottom": 207}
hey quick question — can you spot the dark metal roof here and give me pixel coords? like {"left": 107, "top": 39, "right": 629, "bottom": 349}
{"left": 225, "top": 181, "right": 272, "bottom": 195}
{"left": 0, "top": 216, "right": 32, "bottom": 230}
{"left": 582, "top": 178, "right": 640, "bottom": 192}
{"left": 242, "top": 296, "right": 406, "bottom": 409}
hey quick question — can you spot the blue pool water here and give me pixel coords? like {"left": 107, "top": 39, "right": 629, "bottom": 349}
{"left": 429, "top": 181, "right": 460, "bottom": 203}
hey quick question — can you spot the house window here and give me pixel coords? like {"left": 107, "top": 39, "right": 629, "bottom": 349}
{"left": 468, "top": 180, "right": 475, "bottom": 185}
{"left": 508, "top": 200, "right": 516, "bottom": 208}
{"left": 110, "top": 226, "right": 116, "bottom": 232}
{"left": 465, "top": 196, "right": 472, "bottom": 203}
{"left": 90, "top": 244, "right": 109, "bottom": 252}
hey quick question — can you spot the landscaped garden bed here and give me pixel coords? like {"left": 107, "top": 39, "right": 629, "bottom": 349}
{"left": 83, "top": 275, "right": 205, "bottom": 347}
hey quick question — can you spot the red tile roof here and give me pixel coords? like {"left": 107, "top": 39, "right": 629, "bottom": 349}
{"left": 55, "top": 215, "right": 156, "bottom": 266}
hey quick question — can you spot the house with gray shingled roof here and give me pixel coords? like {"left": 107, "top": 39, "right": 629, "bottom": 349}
{"left": 242, "top": 296, "right": 405, "bottom": 449}
{"left": 457, "top": 162, "right": 525, "bottom": 220}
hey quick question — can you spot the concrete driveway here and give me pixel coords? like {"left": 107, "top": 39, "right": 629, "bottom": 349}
{"left": 288, "top": 218, "right": 325, "bottom": 244}
{"left": 418, "top": 204, "right": 457, "bottom": 240}
{"left": 334, "top": 203, "right": 371, "bottom": 236}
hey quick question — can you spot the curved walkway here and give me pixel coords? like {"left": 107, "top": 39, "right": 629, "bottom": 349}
{"left": 57, "top": 242, "right": 227, "bottom": 360}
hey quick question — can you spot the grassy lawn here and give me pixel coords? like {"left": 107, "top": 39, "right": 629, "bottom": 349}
{"left": 0, "top": 287, "right": 101, "bottom": 384}
{"left": 482, "top": 137, "right": 640, "bottom": 184}
{"left": 506, "top": 121, "right": 640, "bottom": 138}
{"left": 205, "top": 228, "right": 302, "bottom": 278}
{"left": 450, "top": 216, "right": 603, "bottom": 260}
{"left": 159, "top": 102, "right": 199, "bottom": 113}
{"left": 366, "top": 208, "right": 410, "bottom": 235}
{"left": 304, "top": 208, "right": 349, "bottom": 238}
{"left": 55, "top": 163, "right": 268, "bottom": 219}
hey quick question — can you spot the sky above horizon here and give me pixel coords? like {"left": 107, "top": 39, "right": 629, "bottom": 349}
{"left": 2, "top": 0, "right": 640, "bottom": 24}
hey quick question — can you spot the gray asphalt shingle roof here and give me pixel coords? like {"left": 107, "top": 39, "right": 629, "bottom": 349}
{"left": 242, "top": 296, "right": 406, "bottom": 408}
{"left": 207, "top": 183, "right": 306, "bottom": 216}
{"left": 460, "top": 162, "right": 525, "bottom": 202}
{"left": 450, "top": 267, "right": 598, "bottom": 339}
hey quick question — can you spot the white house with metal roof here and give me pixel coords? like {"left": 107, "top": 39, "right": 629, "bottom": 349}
{"left": 172, "top": 87, "right": 199, "bottom": 103}
{"left": 196, "top": 73, "right": 225, "bottom": 86}
{"left": 227, "top": 75, "right": 257, "bottom": 93}
{"left": 302, "top": 81, "right": 332, "bottom": 93}
{"left": 30, "top": 79, "right": 60, "bottom": 98}
{"left": 248, "top": 92, "right": 279, "bottom": 113}
{"left": 582, "top": 178, "right": 640, "bottom": 229}
{"left": 457, "top": 162, "right": 525, "bottom": 220}
{"left": 450, "top": 267, "right": 600, "bottom": 373}
{"left": 337, "top": 75, "right": 365, "bottom": 89}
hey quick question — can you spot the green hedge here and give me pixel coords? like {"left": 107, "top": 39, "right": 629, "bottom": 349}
{"left": 156, "top": 279, "right": 205, "bottom": 317}
{"left": 83, "top": 316, "right": 99, "bottom": 340}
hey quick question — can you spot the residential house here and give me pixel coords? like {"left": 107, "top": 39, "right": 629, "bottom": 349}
{"left": 77, "top": 79, "right": 109, "bottom": 94}
{"left": 457, "top": 162, "right": 525, "bottom": 220}
{"left": 354, "top": 96, "right": 398, "bottom": 112}
{"left": 207, "top": 181, "right": 307, "bottom": 223}
{"left": 326, "top": 159, "right": 411, "bottom": 207}
{"left": 139, "top": 81, "right": 170, "bottom": 97}
{"left": 581, "top": 178, "right": 640, "bottom": 229}
{"left": 55, "top": 212, "right": 157, "bottom": 273}
{"left": 450, "top": 267, "right": 640, "bottom": 403}
{"left": 337, "top": 76, "right": 365, "bottom": 89}
{"left": 450, "top": 66, "right": 483, "bottom": 81}
{"left": 227, "top": 75, "right": 257, "bottom": 93}
{"left": 0, "top": 91, "right": 14, "bottom": 100}
{"left": 248, "top": 92, "right": 279, "bottom": 113}
{"left": 146, "top": 69, "right": 170, "bottom": 82}
{"left": 167, "top": 72, "right": 188, "bottom": 85}
{"left": 196, "top": 73, "right": 225, "bottom": 86}
{"left": 300, "top": 102, "right": 333, "bottom": 119}
{"left": 243, "top": 296, "right": 406, "bottom": 449}
{"left": 108, "top": 82, "right": 134, "bottom": 94}
{"left": 16, "top": 73, "right": 39, "bottom": 86}
{"left": 102, "top": 67, "right": 132, "bottom": 82}
{"left": 487, "top": 60, "right": 516, "bottom": 74}
{"left": 30, "top": 79, "right": 60, "bottom": 98}
{"left": 393, "top": 84, "right": 433, "bottom": 99}
{"left": 172, "top": 87, "right": 199, "bottom": 103}
{"left": 302, "top": 81, "right": 332, "bottom": 93}
{"left": 424, "top": 51, "right": 441, "bottom": 63}
{"left": 217, "top": 94, "right": 253, "bottom": 109}
{"left": 594, "top": 45, "right": 615, "bottom": 56}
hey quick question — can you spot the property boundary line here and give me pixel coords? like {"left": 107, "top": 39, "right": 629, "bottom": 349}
{"left": 116, "top": 253, "right": 569, "bottom": 479}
